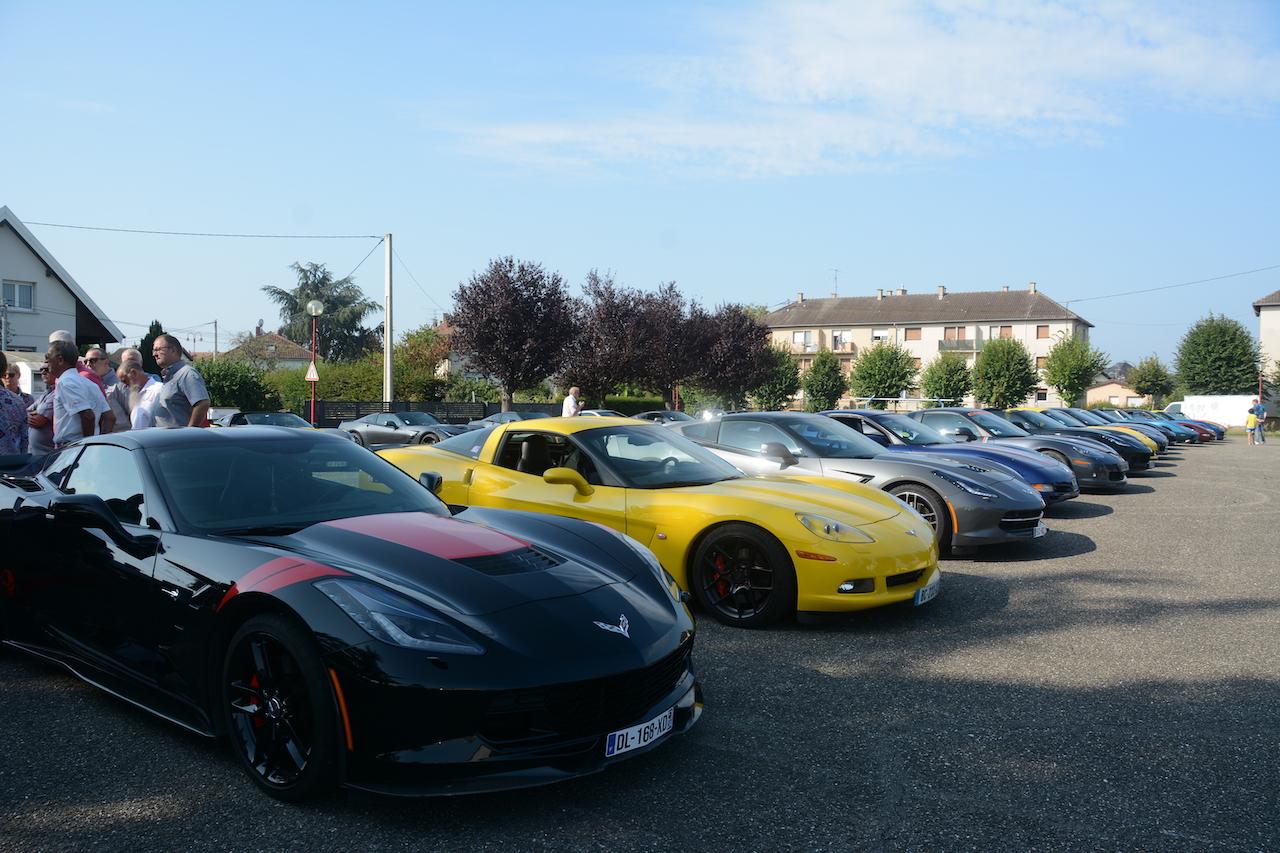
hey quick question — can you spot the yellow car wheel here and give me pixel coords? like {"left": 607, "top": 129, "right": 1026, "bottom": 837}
{"left": 690, "top": 523, "right": 797, "bottom": 628}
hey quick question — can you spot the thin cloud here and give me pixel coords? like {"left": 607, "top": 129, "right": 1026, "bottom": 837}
{"left": 457, "top": 0, "right": 1280, "bottom": 175}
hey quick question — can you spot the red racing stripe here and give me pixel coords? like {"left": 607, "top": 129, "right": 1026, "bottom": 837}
{"left": 217, "top": 556, "right": 347, "bottom": 611}
{"left": 252, "top": 562, "right": 349, "bottom": 595}
{"left": 321, "top": 513, "right": 529, "bottom": 560}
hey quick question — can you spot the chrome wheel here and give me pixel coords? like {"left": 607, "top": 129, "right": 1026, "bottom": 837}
{"left": 895, "top": 491, "right": 938, "bottom": 530}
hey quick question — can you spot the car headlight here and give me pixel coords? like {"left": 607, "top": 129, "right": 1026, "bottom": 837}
{"left": 796, "top": 513, "right": 875, "bottom": 544}
{"left": 932, "top": 470, "right": 999, "bottom": 499}
{"left": 316, "top": 579, "right": 484, "bottom": 655}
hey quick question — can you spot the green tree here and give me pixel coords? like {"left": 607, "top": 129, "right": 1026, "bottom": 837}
{"left": 973, "top": 338, "right": 1039, "bottom": 408}
{"left": 1128, "top": 356, "right": 1174, "bottom": 405}
{"left": 263, "top": 262, "right": 382, "bottom": 363}
{"left": 749, "top": 345, "right": 800, "bottom": 411}
{"left": 1042, "top": 334, "right": 1108, "bottom": 407}
{"left": 443, "top": 374, "right": 500, "bottom": 403}
{"left": 848, "top": 342, "right": 915, "bottom": 408}
{"left": 200, "top": 358, "right": 282, "bottom": 411}
{"left": 139, "top": 320, "right": 164, "bottom": 376}
{"left": 801, "top": 349, "right": 847, "bottom": 412}
{"left": 391, "top": 325, "right": 450, "bottom": 401}
{"left": 695, "top": 304, "right": 774, "bottom": 409}
{"left": 1174, "top": 314, "right": 1261, "bottom": 394}
{"left": 920, "top": 352, "right": 972, "bottom": 407}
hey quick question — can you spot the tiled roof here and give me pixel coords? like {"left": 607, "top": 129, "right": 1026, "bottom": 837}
{"left": 1253, "top": 289, "right": 1280, "bottom": 315}
{"left": 225, "top": 331, "right": 312, "bottom": 360}
{"left": 764, "top": 287, "right": 1091, "bottom": 328}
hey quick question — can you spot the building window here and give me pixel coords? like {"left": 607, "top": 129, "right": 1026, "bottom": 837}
{"left": 912, "top": 358, "right": 922, "bottom": 370}
{"left": 841, "top": 357, "right": 854, "bottom": 374}
{"left": 1036, "top": 324, "right": 1050, "bottom": 339}
{"left": 2, "top": 280, "right": 35, "bottom": 310}
{"left": 943, "top": 326, "right": 964, "bottom": 340}
{"left": 1036, "top": 389, "right": 1049, "bottom": 402}
{"left": 792, "top": 330, "right": 815, "bottom": 352}
{"left": 871, "top": 328, "right": 889, "bottom": 342}
{"left": 799, "top": 359, "right": 812, "bottom": 371}
{"left": 989, "top": 325, "right": 1012, "bottom": 339}
{"left": 831, "top": 329, "right": 853, "bottom": 351}
{"left": 1109, "top": 396, "right": 1120, "bottom": 405}
{"left": 904, "top": 327, "right": 922, "bottom": 341}
{"left": 1035, "top": 356, "right": 1047, "bottom": 369}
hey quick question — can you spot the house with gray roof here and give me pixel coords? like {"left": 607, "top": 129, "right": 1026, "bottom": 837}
{"left": 764, "top": 282, "right": 1093, "bottom": 408}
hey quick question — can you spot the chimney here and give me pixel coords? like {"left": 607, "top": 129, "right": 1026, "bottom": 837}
{"left": 797, "top": 291, "right": 805, "bottom": 304}
{"left": 937, "top": 285, "right": 946, "bottom": 299}
{"left": 876, "top": 288, "right": 884, "bottom": 301}
{"left": 1001, "top": 285, "right": 1009, "bottom": 293}
{"left": 1028, "top": 281, "right": 1037, "bottom": 293}
{"left": 896, "top": 287, "right": 907, "bottom": 296}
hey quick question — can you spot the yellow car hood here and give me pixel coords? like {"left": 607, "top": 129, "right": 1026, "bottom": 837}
{"left": 693, "top": 475, "right": 903, "bottom": 526}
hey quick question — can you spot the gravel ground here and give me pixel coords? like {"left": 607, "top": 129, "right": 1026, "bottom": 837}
{"left": 2, "top": 439, "right": 1277, "bottom": 852}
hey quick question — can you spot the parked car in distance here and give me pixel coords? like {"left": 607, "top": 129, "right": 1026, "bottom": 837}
{"left": 466, "top": 411, "right": 554, "bottom": 428}
{"left": 0, "top": 427, "right": 703, "bottom": 800}
{"left": 339, "top": 412, "right": 469, "bottom": 447}
{"left": 1037, "top": 407, "right": 1165, "bottom": 454}
{"left": 635, "top": 410, "right": 695, "bottom": 423}
{"left": 670, "top": 412, "right": 1047, "bottom": 554}
{"left": 580, "top": 409, "right": 626, "bottom": 417}
{"left": 1118, "top": 408, "right": 1214, "bottom": 442}
{"left": 908, "top": 408, "right": 1128, "bottom": 491}
{"left": 1054, "top": 408, "right": 1171, "bottom": 452}
{"left": 213, "top": 410, "right": 356, "bottom": 441}
{"left": 1149, "top": 409, "right": 1225, "bottom": 439}
{"left": 1002, "top": 408, "right": 1152, "bottom": 471}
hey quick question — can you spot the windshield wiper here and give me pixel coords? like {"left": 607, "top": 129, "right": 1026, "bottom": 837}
{"left": 214, "top": 522, "right": 313, "bottom": 537}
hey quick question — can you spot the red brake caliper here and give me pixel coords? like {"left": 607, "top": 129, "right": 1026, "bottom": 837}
{"left": 712, "top": 554, "right": 730, "bottom": 598}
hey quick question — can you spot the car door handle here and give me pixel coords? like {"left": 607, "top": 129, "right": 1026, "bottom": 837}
{"left": 161, "top": 587, "right": 181, "bottom": 599}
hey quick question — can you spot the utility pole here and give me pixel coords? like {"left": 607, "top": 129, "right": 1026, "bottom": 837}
{"left": 0, "top": 302, "right": 8, "bottom": 352}
{"left": 383, "top": 233, "right": 393, "bottom": 404}
{"left": 213, "top": 319, "right": 218, "bottom": 357}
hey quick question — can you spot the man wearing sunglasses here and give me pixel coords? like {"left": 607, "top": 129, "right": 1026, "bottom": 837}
{"left": 26, "top": 365, "right": 56, "bottom": 457}
{"left": 84, "top": 347, "right": 130, "bottom": 432}
{"left": 150, "top": 334, "right": 210, "bottom": 428}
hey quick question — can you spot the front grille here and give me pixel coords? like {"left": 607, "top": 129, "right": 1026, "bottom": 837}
{"left": 886, "top": 569, "right": 924, "bottom": 588}
{"left": 1107, "top": 470, "right": 1126, "bottom": 481}
{"left": 1000, "top": 509, "right": 1043, "bottom": 532}
{"left": 1053, "top": 481, "right": 1075, "bottom": 493}
{"left": 457, "top": 546, "right": 562, "bottom": 576}
{"left": 481, "top": 639, "right": 692, "bottom": 742}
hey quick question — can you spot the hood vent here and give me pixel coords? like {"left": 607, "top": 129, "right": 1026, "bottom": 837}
{"left": 457, "top": 546, "right": 563, "bottom": 576}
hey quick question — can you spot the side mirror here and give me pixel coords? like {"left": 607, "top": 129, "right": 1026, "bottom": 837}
{"left": 761, "top": 441, "right": 800, "bottom": 468}
{"left": 387, "top": 422, "right": 398, "bottom": 430}
{"left": 418, "top": 472, "right": 443, "bottom": 495}
{"left": 48, "top": 494, "right": 159, "bottom": 558}
{"left": 543, "top": 466, "right": 594, "bottom": 496}
{"left": 953, "top": 426, "right": 978, "bottom": 442}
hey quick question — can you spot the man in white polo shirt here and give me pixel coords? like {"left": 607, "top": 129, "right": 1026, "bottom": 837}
{"left": 47, "top": 339, "right": 114, "bottom": 448}
{"left": 561, "top": 386, "right": 583, "bottom": 417}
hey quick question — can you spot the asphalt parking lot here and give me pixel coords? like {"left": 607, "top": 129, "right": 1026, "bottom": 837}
{"left": 1, "top": 439, "right": 1277, "bottom": 852}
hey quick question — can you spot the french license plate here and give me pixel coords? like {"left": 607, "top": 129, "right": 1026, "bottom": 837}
{"left": 605, "top": 706, "right": 674, "bottom": 757}
{"left": 1033, "top": 523, "right": 1047, "bottom": 538}
{"left": 913, "top": 571, "right": 940, "bottom": 606}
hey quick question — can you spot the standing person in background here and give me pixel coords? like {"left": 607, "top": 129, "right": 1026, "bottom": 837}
{"left": 47, "top": 340, "right": 113, "bottom": 448}
{"left": 117, "top": 359, "right": 163, "bottom": 429}
{"left": 0, "top": 353, "right": 30, "bottom": 455}
{"left": 150, "top": 334, "right": 210, "bottom": 428}
{"left": 4, "top": 365, "right": 33, "bottom": 408}
{"left": 1252, "top": 398, "right": 1267, "bottom": 444}
{"left": 1245, "top": 407, "right": 1258, "bottom": 446}
{"left": 47, "top": 330, "right": 105, "bottom": 392}
{"left": 85, "top": 347, "right": 130, "bottom": 432}
{"left": 561, "top": 386, "right": 583, "bottom": 417}
{"left": 26, "top": 367, "right": 56, "bottom": 457}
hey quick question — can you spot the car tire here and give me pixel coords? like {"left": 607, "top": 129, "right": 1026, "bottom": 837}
{"left": 348, "top": 431, "right": 365, "bottom": 447}
{"left": 221, "top": 614, "right": 342, "bottom": 802}
{"left": 1040, "top": 449, "right": 1070, "bottom": 468}
{"left": 689, "top": 523, "right": 795, "bottom": 628}
{"left": 416, "top": 433, "right": 436, "bottom": 445}
{"left": 888, "top": 483, "right": 951, "bottom": 553}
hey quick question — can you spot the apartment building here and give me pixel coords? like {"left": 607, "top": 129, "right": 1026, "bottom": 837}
{"left": 764, "top": 282, "right": 1093, "bottom": 408}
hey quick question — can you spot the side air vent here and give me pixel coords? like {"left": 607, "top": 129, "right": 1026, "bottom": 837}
{"left": 0, "top": 476, "right": 42, "bottom": 493}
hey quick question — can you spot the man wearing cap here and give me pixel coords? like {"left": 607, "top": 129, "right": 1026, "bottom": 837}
{"left": 151, "top": 334, "right": 210, "bottom": 428}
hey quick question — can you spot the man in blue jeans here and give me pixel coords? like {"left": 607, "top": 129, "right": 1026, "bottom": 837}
{"left": 1252, "top": 399, "right": 1267, "bottom": 443}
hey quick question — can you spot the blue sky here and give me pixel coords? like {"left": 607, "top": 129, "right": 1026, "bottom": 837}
{"left": 2, "top": 1, "right": 1278, "bottom": 363}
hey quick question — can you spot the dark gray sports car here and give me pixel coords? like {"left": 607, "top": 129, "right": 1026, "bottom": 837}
{"left": 339, "top": 412, "right": 468, "bottom": 447}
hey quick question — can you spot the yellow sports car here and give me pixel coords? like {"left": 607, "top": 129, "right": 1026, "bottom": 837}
{"left": 379, "top": 417, "right": 940, "bottom": 628}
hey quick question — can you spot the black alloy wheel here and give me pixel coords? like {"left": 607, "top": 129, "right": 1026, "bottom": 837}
{"left": 348, "top": 431, "right": 366, "bottom": 447}
{"left": 690, "top": 523, "right": 795, "bottom": 628}
{"left": 222, "top": 615, "right": 341, "bottom": 801}
{"left": 417, "top": 432, "right": 437, "bottom": 445}
{"left": 888, "top": 483, "right": 950, "bottom": 552}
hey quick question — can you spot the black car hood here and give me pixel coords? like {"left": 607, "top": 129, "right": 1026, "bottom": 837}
{"left": 270, "top": 512, "right": 636, "bottom": 617}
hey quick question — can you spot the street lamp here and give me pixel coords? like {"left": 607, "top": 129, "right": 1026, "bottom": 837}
{"left": 306, "top": 300, "right": 324, "bottom": 425}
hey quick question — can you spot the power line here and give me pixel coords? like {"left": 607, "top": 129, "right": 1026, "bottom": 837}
{"left": 343, "top": 237, "right": 385, "bottom": 282}
{"left": 392, "top": 246, "right": 448, "bottom": 314}
{"left": 26, "top": 221, "right": 380, "bottom": 239}
{"left": 1065, "top": 263, "right": 1280, "bottom": 306}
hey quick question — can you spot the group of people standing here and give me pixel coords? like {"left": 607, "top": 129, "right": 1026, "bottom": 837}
{"left": 1246, "top": 398, "right": 1268, "bottom": 446}
{"left": 0, "top": 331, "right": 211, "bottom": 464}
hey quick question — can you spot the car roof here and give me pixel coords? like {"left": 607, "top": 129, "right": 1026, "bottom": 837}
{"left": 719, "top": 411, "right": 829, "bottom": 422}
{"left": 74, "top": 425, "right": 334, "bottom": 450}
{"left": 494, "top": 415, "right": 657, "bottom": 435}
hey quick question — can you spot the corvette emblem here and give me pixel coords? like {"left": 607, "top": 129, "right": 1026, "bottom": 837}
{"left": 593, "top": 614, "right": 630, "bottom": 638}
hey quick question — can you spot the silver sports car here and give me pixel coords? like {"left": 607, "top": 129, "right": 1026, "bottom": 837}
{"left": 669, "top": 412, "right": 1047, "bottom": 554}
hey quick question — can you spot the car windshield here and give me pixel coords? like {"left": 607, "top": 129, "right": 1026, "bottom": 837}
{"left": 781, "top": 416, "right": 883, "bottom": 459}
{"left": 871, "top": 413, "right": 952, "bottom": 445}
{"left": 1090, "top": 409, "right": 1125, "bottom": 423}
{"left": 243, "top": 412, "right": 311, "bottom": 428}
{"left": 398, "top": 412, "right": 441, "bottom": 426}
{"left": 149, "top": 437, "right": 448, "bottom": 535}
{"left": 435, "top": 426, "right": 495, "bottom": 459}
{"left": 663, "top": 411, "right": 694, "bottom": 421}
{"left": 1063, "top": 409, "right": 1107, "bottom": 426}
{"left": 1013, "top": 409, "right": 1066, "bottom": 429}
{"left": 966, "top": 410, "right": 1029, "bottom": 437}
{"left": 574, "top": 425, "right": 741, "bottom": 488}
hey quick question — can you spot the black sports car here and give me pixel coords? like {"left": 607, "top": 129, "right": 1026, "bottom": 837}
{"left": 0, "top": 428, "right": 702, "bottom": 800}
{"left": 339, "top": 411, "right": 468, "bottom": 446}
